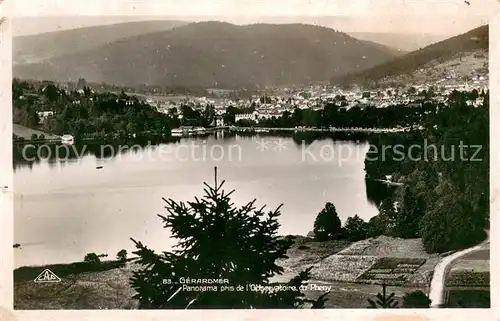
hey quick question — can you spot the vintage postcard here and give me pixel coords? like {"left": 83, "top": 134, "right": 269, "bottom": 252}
{"left": 1, "top": 0, "right": 499, "bottom": 320}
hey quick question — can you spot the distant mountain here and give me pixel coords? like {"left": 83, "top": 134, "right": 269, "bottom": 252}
{"left": 13, "top": 21, "right": 398, "bottom": 87}
{"left": 11, "top": 16, "right": 179, "bottom": 36}
{"left": 332, "top": 25, "right": 488, "bottom": 86}
{"left": 346, "top": 32, "right": 449, "bottom": 52}
{"left": 359, "top": 39, "right": 406, "bottom": 57}
{"left": 13, "top": 20, "right": 188, "bottom": 64}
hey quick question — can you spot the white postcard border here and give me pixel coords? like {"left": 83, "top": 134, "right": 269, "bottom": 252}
{"left": 1, "top": 1, "right": 499, "bottom": 320}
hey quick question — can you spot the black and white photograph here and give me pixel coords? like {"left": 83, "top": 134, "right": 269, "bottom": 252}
{"left": 0, "top": 0, "right": 498, "bottom": 314}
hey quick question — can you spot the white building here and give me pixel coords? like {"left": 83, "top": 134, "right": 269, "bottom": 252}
{"left": 37, "top": 111, "right": 54, "bottom": 124}
{"left": 235, "top": 113, "right": 257, "bottom": 122}
{"left": 61, "top": 134, "right": 74, "bottom": 145}
{"left": 216, "top": 116, "right": 224, "bottom": 127}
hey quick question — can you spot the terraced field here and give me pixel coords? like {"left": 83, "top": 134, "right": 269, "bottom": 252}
{"left": 336, "top": 236, "right": 431, "bottom": 258}
{"left": 446, "top": 271, "right": 489, "bottom": 288}
{"left": 310, "top": 254, "right": 379, "bottom": 282}
{"left": 357, "top": 257, "right": 426, "bottom": 285}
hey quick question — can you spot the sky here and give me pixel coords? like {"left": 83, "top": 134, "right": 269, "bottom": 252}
{"left": 3, "top": 0, "right": 499, "bottom": 36}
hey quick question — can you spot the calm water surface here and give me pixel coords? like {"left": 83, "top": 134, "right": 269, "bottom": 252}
{"left": 14, "top": 135, "right": 379, "bottom": 267}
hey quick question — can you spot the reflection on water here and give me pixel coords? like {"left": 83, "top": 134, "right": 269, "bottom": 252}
{"left": 13, "top": 136, "right": 182, "bottom": 170}
{"left": 13, "top": 131, "right": 374, "bottom": 169}
{"left": 14, "top": 134, "right": 385, "bottom": 267}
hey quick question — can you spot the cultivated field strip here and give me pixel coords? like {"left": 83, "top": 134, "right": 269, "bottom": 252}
{"left": 310, "top": 255, "right": 379, "bottom": 282}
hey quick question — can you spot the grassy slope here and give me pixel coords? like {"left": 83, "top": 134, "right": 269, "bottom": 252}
{"left": 14, "top": 260, "right": 127, "bottom": 282}
{"left": 12, "top": 123, "right": 58, "bottom": 139}
{"left": 14, "top": 236, "right": 436, "bottom": 309}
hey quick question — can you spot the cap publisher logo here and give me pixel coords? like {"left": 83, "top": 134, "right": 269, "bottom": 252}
{"left": 34, "top": 269, "right": 61, "bottom": 283}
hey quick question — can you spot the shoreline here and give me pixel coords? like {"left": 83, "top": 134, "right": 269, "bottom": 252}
{"left": 13, "top": 234, "right": 310, "bottom": 275}
{"left": 12, "top": 124, "right": 415, "bottom": 144}
{"left": 13, "top": 234, "right": 431, "bottom": 282}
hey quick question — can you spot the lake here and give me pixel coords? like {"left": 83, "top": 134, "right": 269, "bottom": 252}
{"left": 14, "top": 134, "right": 382, "bottom": 267}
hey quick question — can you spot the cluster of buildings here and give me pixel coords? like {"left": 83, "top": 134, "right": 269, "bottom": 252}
{"left": 142, "top": 76, "right": 488, "bottom": 125}
{"left": 27, "top": 72, "right": 488, "bottom": 130}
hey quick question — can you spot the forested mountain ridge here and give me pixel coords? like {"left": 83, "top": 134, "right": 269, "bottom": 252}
{"left": 332, "top": 25, "right": 488, "bottom": 86}
{"left": 13, "top": 20, "right": 188, "bottom": 64}
{"left": 14, "top": 21, "right": 398, "bottom": 87}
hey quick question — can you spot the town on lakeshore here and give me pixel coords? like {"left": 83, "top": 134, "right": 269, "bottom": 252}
{"left": 13, "top": 70, "right": 488, "bottom": 143}
{"left": 7, "top": 12, "right": 491, "bottom": 311}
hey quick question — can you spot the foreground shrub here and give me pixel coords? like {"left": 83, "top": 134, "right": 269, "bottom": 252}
{"left": 402, "top": 290, "right": 431, "bottom": 308}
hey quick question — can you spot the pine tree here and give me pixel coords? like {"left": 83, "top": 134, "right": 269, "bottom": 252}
{"left": 367, "top": 283, "right": 399, "bottom": 308}
{"left": 394, "top": 186, "right": 425, "bottom": 238}
{"left": 313, "top": 202, "right": 342, "bottom": 241}
{"left": 130, "top": 167, "right": 327, "bottom": 309}
{"left": 343, "top": 215, "right": 368, "bottom": 241}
